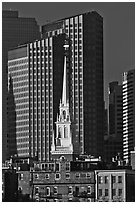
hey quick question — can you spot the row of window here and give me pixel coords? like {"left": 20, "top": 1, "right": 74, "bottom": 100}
{"left": 34, "top": 185, "right": 92, "bottom": 196}
{"left": 29, "top": 46, "right": 52, "bottom": 51}
{"left": 8, "top": 58, "right": 28, "bottom": 66}
{"left": 65, "top": 23, "right": 82, "bottom": 27}
{"left": 98, "top": 175, "right": 122, "bottom": 184}
{"left": 39, "top": 162, "right": 70, "bottom": 172}
{"left": 33, "top": 172, "right": 92, "bottom": 180}
{"left": 98, "top": 188, "right": 123, "bottom": 197}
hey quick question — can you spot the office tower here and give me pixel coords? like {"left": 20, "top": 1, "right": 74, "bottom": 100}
{"left": 7, "top": 77, "right": 17, "bottom": 158}
{"left": 3, "top": 10, "right": 40, "bottom": 161}
{"left": 104, "top": 82, "right": 123, "bottom": 161}
{"left": 42, "top": 11, "right": 104, "bottom": 157}
{"left": 122, "top": 69, "right": 135, "bottom": 164}
{"left": 109, "top": 82, "right": 123, "bottom": 138}
{"left": 8, "top": 34, "right": 65, "bottom": 161}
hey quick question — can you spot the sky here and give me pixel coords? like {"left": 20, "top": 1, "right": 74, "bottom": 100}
{"left": 2, "top": 2, "right": 135, "bottom": 107}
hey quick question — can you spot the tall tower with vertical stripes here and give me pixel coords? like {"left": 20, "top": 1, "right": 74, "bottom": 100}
{"left": 42, "top": 11, "right": 104, "bottom": 157}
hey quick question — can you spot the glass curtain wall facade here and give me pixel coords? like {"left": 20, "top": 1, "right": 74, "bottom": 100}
{"left": 3, "top": 10, "right": 40, "bottom": 161}
{"left": 42, "top": 11, "right": 104, "bottom": 157}
{"left": 8, "top": 35, "right": 65, "bottom": 161}
{"left": 122, "top": 69, "right": 135, "bottom": 164}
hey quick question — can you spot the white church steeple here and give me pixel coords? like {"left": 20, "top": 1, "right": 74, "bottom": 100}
{"left": 62, "top": 55, "right": 68, "bottom": 106}
{"left": 51, "top": 40, "right": 73, "bottom": 161}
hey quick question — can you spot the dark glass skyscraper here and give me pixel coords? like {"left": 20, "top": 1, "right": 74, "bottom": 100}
{"left": 42, "top": 11, "right": 104, "bottom": 157}
{"left": 104, "top": 82, "right": 123, "bottom": 162}
{"left": 3, "top": 10, "right": 40, "bottom": 161}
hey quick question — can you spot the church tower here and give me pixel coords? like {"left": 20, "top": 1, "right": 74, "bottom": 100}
{"left": 51, "top": 41, "right": 74, "bottom": 161}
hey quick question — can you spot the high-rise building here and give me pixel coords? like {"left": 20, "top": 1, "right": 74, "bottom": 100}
{"left": 108, "top": 82, "right": 123, "bottom": 137}
{"left": 104, "top": 82, "right": 123, "bottom": 162}
{"left": 122, "top": 69, "right": 135, "bottom": 164}
{"left": 42, "top": 11, "right": 104, "bottom": 157}
{"left": 3, "top": 10, "right": 40, "bottom": 161}
{"left": 8, "top": 34, "right": 65, "bottom": 161}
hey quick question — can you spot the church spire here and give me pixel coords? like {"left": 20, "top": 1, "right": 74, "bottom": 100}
{"left": 62, "top": 55, "right": 68, "bottom": 106}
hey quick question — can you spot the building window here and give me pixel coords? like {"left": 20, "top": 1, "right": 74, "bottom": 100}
{"left": 53, "top": 186, "right": 58, "bottom": 194}
{"left": 112, "top": 176, "right": 116, "bottom": 183}
{"left": 55, "top": 173, "right": 60, "bottom": 180}
{"left": 105, "top": 176, "right": 109, "bottom": 184}
{"left": 18, "top": 173, "right": 23, "bottom": 180}
{"left": 87, "top": 186, "right": 91, "bottom": 194}
{"left": 66, "top": 173, "right": 70, "bottom": 180}
{"left": 87, "top": 173, "right": 91, "bottom": 178}
{"left": 87, "top": 198, "right": 92, "bottom": 202}
{"left": 118, "top": 176, "right": 122, "bottom": 183}
{"left": 35, "top": 187, "right": 39, "bottom": 194}
{"left": 75, "top": 173, "right": 80, "bottom": 179}
{"left": 18, "top": 187, "right": 22, "bottom": 193}
{"left": 68, "top": 186, "right": 73, "bottom": 194}
{"left": 98, "top": 189, "right": 102, "bottom": 196}
{"left": 105, "top": 189, "right": 108, "bottom": 196}
{"left": 45, "top": 174, "right": 49, "bottom": 179}
{"left": 98, "top": 176, "right": 103, "bottom": 184}
{"left": 34, "top": 174, "right": 39, "bottom": 179}
{"left": 46, "top": 187, "right": 50, "bottom": 196}
{"left": 112, "top": 189, "right": 116, "bottom": 196}
{"left": 55, "top": 163, "right": 60, "bottom": 171}
{"left": 66, "top": 163, "right": 70, "bottom": 171}
{"left": 118, "top": 189, "right": 122, "bottom": 196}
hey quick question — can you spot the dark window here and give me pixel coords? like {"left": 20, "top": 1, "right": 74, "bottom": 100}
{"left": 118, "top": 189, "right": 122, "bottom": 196}
{"left": 112, "top": 176, "right": 116, "bottom": 183}
{"left": 66, "top": 163, "right": 70, "bottom": 171}
{"left": 105, "top": 189, "right": 108, "bottom": 196}
{"left": 118, "top": 176, "right": 122, "bottom": 183}
{"left": 112, "top": 189, "right": 116, "bottom": 196}
{"left": 55, "top": 173, "right": 60, "bottom": 180}
{"left": 98, "top": 189, "right": 102, "bottom": 196}
{"left": 35, "top": 187, "right": 39, "bottom": 194}
{"left": 56, "top": 163, "right": 60, "bottom": 171}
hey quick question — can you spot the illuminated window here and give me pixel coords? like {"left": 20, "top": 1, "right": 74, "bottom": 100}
{"left": 98, "top": 176, "right": 103, "bottom": 184}
{"left": 46, "top": 187, "right": 50, "bottom": 196}
{"left": 53, "top": 186, "right": 58, "bottom": 194}
{"left": 87, "top": 186, "right": 91, "bottom": 194}
{"left": 68, "top": 186, "right": 73, "bottom": 194}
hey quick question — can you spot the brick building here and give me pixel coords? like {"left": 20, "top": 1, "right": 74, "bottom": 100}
{"left": 30, "top": 159, "right": 96, "bottom": 202}
{"left": 95, "top": 169, "right": 135, "bottom": 202}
